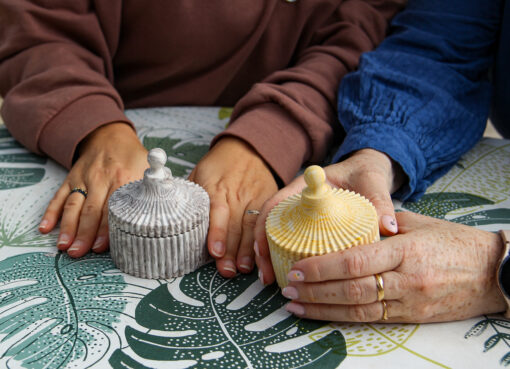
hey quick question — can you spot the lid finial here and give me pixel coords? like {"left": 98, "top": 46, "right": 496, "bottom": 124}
{"left": 146, "top": 148, "right": 170, "bottom": 180}
{"left": 301, "top": 165, "right": 331, "bottom": 204}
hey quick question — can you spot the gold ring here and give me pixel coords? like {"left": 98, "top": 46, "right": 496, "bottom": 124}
{"left": 375, "top": 273, "right": 385, "bottom": 301}
{"left": 246, "top": 210, "right": 260, "bottom": 215}
{"left": 70, "top": 187, "right": 88, "bottom": 198}
{"left": 381, "top": 300, "right": 388, "bottom": 321}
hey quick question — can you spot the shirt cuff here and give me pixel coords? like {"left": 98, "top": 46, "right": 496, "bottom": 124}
{"left": 38, "top": 95, "right": 134, "bottom": 169}
{"left": 332, "top": 122, "right": 427, "bottom": 201}
{"left": 211, "top": 103, "right": 311, "bottom": 185}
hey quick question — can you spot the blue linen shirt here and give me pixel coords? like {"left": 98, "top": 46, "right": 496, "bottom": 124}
{"left": 334, "top": 0, "right": 509, "bottom": 201}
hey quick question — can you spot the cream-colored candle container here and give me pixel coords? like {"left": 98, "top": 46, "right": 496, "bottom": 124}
{"left": 108, "top": 148, "right": 210, "bottom": 279}
{"left": 266, "top": 165, "right": 379, "bottom": 288}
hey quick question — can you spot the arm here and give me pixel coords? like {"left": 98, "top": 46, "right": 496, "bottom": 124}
{"left": 213, "top": 0, "right": 405, "bottom": 185}
{"left": 335, "top": 0, "right": 502, "bottom": 201}
{"left": 0, "top": 0, "right": 132, "bottom": 168}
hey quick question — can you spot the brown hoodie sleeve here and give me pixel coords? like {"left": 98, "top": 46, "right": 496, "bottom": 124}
{"left": 0, "top": 0, "right": 131, "bottom": 169}
{"left": 214, "top": 0, "right": 405, "bottom": 184}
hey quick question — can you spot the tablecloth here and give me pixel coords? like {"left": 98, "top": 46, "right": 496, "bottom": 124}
{"left": 0, "top": 107, "right": 508, "bottom": 369}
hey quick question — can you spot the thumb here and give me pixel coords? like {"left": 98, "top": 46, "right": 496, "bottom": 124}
{"left": 254, "top": 175, "right": 306, "bottom": 284}
{"left": 363, "top": 187, "right": 398, "bottom": 236}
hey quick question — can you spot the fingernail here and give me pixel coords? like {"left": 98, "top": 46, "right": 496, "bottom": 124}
{"left": 92, "top": 236, "right": 106, "bottom": 250}
{"left": 254, "top": 241, "right": 260, "bottom": 257}
{"left": 258, "top": 269, "right": 265, "bottom": 285}
{"left": 282, "top": 286, "right": 298, "bottom": 300}
{"left": 223, "top": 260, "right": 236, "bottom": 274}
{"left": 287, "top": 270, "right": 305, "bottom": 282}
{"left": 57, "top": 234, "right": 70, "bottom": 246}
{"left": 382, "top": 215, "right": 398, "bottom": 234}
{"left": 239, "top": 256, "right": 253, "bottom": 271}
{"left": 39, "top": 219, "right": 49, "bottom": 230}
{"left": 68, "top": 240, "right": 84, "bottom": 252}
{"left": 285, "top": 302, "right": 305, "bottom": 316}
{"left": 211, "top": 241, "right": 224, "bottom": 257}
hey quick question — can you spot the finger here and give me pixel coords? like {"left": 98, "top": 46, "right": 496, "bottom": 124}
{"left": 91, "top": 205, "right": 110, "bottom": 254}
{"left": 354, "top": 172, "right": 397, "bottom": 236}
{"left": 285, "top": 299, "right": 404, "bottom": 322}
{"left": 67, "top": 189, "right": 106, "bottom": 258}
{"left": 39, "top": 183, "right": 71, "bottom": 233}
{"left": 220, "top": 197, "right": 245, "bottom": 277}
{"left": 208, "top": 194, "right": 239, "bottom": 277}
{"left": 283, "top": 271, "right": 404, "bottom": 305}
{"left": 57, "top": 188, "right": 87, "bottom": 250}
{"left": 236, "top": 203, "right": 261, "bottom": 273}
{"left": 289, "top": 238, "right": 405, "bottom": 282}
{"left": 254, "top": 176, "right": 307, "bottom": 284}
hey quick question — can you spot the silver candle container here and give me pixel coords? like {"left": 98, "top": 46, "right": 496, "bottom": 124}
{"left": 108, "top": 148, "right": 210, "bottom": 278}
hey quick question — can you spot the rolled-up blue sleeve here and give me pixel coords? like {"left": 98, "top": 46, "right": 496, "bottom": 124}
{"left": 334, "top": 0, "right": 502, "bottom": 201}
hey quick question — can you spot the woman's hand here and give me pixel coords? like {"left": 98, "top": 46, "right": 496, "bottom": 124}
{"left": 254, "top": 148, "right": 405, "bottom": 285}
{"left": 282, "top": 211, "right": 506, "bottom": 323}
{"left": 189, "top": 136, "right": 278, "bottom": 278}
{"left": 39, "top": 123, "right": 148, "bottom": 257}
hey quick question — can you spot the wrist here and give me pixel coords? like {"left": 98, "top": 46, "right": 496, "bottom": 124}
{"left": 78, "top": 122, "right": 137, "bottom": 157}
{"left": 352, "top": 149, "right": 405, "bottom": 193}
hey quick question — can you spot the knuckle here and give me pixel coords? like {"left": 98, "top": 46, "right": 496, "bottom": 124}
{"left": 344, "top": 280, "right": 364, "bottom": 303}
{"left": 64, "top": 200, "right": 80, "bottom": 211}
{"left": 350, "top": 305, "right": 370, "bottom": 322}
{"left": 242, "top": 215, "right": 257, "bottom": 229}
{"left": 344, "top": 253, "right": 366, "bottom": 277}
{"left": 81, "top": 203, "right": 100, "bottom": 217}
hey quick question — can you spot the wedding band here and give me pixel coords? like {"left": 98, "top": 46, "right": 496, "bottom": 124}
{"left": 381, "top": 300, "right": 388, "bottom": 321}
{"left": 375, "top": 273, "right": 385, "bottom": 301}
{"left": 70, "top": 187, "right": 88, "bottom": 198}
{"left": 246, "top": 210, "right": 260, "bottom": 215}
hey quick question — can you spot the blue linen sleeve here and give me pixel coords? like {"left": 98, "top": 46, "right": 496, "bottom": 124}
{"left": 334, "top": 0, "right": 502, "bottom": 201}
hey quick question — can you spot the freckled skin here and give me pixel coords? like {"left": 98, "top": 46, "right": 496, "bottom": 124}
{"left": 284, "top": 211, "right": 507, "bottom": 323}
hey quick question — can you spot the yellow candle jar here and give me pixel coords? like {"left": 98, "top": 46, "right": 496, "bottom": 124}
{"left": 265, "top": 165, "right": 379, "bottom": 288}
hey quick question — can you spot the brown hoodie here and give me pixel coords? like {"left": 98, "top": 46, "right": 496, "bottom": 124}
{"left": 0, "top": 0, "right": 403, "bottom": 184}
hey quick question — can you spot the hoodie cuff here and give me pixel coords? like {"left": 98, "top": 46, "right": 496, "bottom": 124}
{"left": 38, "top": 95, "right": 134, "bottom": 169}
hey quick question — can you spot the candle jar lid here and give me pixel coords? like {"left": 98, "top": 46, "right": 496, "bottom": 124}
{"left": 108, "top": 148, "right": 210, "bottom": 279}
{"left": 266, "top": 165, "right": 379, "bottom": 287}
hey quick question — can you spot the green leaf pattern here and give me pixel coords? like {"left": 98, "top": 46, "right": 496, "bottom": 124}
{"left": 0, "top": 109, "right": 508, "bottom": 368}
{"left": 110, "top": 263, "right": 347, "bottom": 368}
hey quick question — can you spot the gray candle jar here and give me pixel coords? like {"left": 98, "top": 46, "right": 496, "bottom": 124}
{"left": 108, "top": 148, "right": 210, "bottom": 279}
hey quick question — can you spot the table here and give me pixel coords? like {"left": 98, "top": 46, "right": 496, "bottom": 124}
{"left": 0, "top": 107, "right": 508, "bottom": 369}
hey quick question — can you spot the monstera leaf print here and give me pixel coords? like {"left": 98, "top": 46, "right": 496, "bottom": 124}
{"left": 451, "top": 209, "right": 510, "bottom": 227}
{"left": 402, "top": 192, "right": 493, "bottom": 219}
{"left": 110, "top": 263, "right": 346, "bottom": 368}
{"left": 0, "top": 127, "right": 47, "bottom": 190}
{"left": 0, "top": 252, "right": 128, "bottom": 368}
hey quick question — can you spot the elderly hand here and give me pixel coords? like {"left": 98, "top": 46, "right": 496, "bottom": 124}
{"left": 254, "top": 148, "right": 404, "bottom": 285}
{"left": 282, "top": 211, "right": 506, "bottom": 323}
{"left": 189, "top": 137, "right": 278, "bottom": 278}
{"left": 39, "top": 123, "right": 149, "bottom": 257}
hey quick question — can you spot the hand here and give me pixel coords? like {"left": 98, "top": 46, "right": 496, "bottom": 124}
{"left": 281, "top": 211, "right": 506, "bottom": 323}
{"left": 255, "top": 148, "right": 405, "bottom": 285}
{"left": 39, "top": 123, "right": 148, "bottom": 257}
{"left": 189, "top": 136, "right": 278, "bottom": 278}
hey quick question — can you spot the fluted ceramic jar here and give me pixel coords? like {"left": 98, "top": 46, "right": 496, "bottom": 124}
{"left": 108, "top": 148, "right": 210, "bottom": 279}
{"left": 266, "top": 165, "right": 379, "bottom": 288}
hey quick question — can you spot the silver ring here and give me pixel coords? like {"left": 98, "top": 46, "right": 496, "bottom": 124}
{"left": 246, "top": 210, "right": 260, "bottom": 215}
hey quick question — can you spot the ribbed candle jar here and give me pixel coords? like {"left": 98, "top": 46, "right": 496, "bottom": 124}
{"left": 108, "top": 148, "right": 210, "bottom": 279}
{"left": 266, "top": 165, "right": 379, "bottom": 288}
